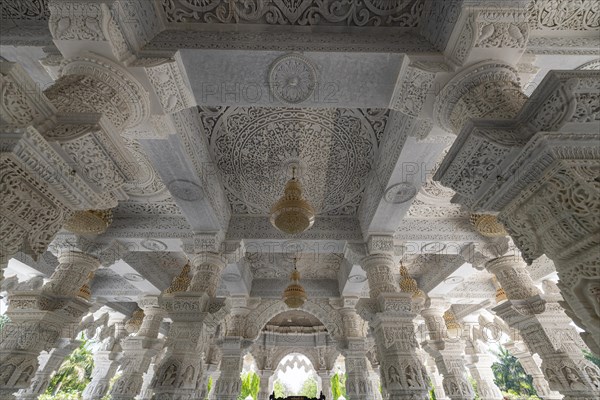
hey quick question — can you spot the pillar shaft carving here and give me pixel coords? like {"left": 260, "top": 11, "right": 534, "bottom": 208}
{"left": 435, "top": 67, "right": 600, "bottom": 353}
{"left": 505, "top": 341, "right": 562, "bottom": 400}
{"left": 344, "top": 340, "right": 374, "bottom": 400}
{"left": 421, "top": 306, "right": 474, "bottom": 400}
{"left": 0, "top": 249, "right": 97, "bottom": 399}
{"left": 14, "top": 339, "right": 81, "bottom": 400}
{"left": 187, "top": 253, "right": 226, "bottom": 296}
{"left": 110, "top": 298, "right": 164, "bottom": 400}
{"left": 362, "top": 254, "right": 400, "bottom": 299}
{"left": 423, "top": 354, "right": 449, "bottom": 400}
{"left": 464, "top": 338, "right": 503, "bottom": 400}
{"left": 214, "top": 339, "right": 243, "bottom": 400}
{"left": 138, "top": 356, "right": 160, "bottom": 400}
{"left": 489, "top": 257, "right": 600, "bottom": 399}
{"left": 258, "top": 369, "right": 274, "bottom": 400}
{"left": 361, "top": 242, "right": 430, "bottom": 400}
{"left": 82, "top": 322, "right": 127, "bottom": 400}
{"left": 42, "top": 251, "right": 100, "bottom": 297}
{"left": 151, "top": 253, "right": 228, "bottom": 399}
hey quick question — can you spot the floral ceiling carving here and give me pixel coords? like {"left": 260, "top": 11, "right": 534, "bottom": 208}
{"left": 161, "top": 0, "right": 425, "bottom": 27}
{"left": 122, "top": 138, "right": 168, "bottom": 199}
{"left": 0, "top": 0, "right": 49, "bottom": 20}
{"left": 246, "top": 252, "right": 343, "bottom": 280}
{"left": 201, "top": 106, "right": 388, "bottom": 216}
{"left": 528, "top": 0, "right": 600, "bottom": 30}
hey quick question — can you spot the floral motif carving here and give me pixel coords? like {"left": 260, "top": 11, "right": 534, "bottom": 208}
{"left": 204, "top": 107, "right": 384, "bottom": 216}
{"left": 122, "top": 138, "right": 168, "bottom": 199}
{"left": 48, "top": 1, "right": 106, "bottom": 41}
{"left": 269, "top": 53, "right": 317, "bottom": 104}
{"left": 146, "top": 61, "right": 196, "bottom": 114}
{"left": 0, "top": 157, "right": 72, "bottom": 259}
{"left": 161, "top": 0, "right": 425, "bottom": 27}
{"left": 434, "top": 61, "right": 525, "bottom": 133}
{"left": 1, "top": 0, "right": 49, "bottom": 20}
{"left": 390, "top": 65, "right": 435, "bottom": 116}
{"left": 528, "top": 0, "right": 600, "bottom": 30}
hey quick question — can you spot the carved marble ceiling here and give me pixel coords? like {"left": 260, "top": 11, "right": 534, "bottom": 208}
{"left": 160, "top": 0, "right": 425, "bottom": 27}
{"left": 200, "top": 106, "right": 388, "bottom": 216}
{"left": 246, "top": 252, "right": 343, "bottom": 280}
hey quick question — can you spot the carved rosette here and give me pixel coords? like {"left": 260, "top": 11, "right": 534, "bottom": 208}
{"left": 269, "top": 53, "right": 317, "bottom": 104}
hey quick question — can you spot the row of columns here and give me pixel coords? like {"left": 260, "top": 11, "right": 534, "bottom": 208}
{"left": 3, "top": 243, "right": 599, "bottom": 400}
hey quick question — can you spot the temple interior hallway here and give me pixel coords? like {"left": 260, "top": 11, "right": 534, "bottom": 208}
{"left": 1, "top": 0, "right": 599, "bottom": 399}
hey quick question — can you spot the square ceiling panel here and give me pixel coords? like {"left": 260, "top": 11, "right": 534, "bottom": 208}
{"left": 199, "top": 106, "right": 389, "bottom": 216}
{"left": 246, "top": 252, "right": 343, "bottom": 280}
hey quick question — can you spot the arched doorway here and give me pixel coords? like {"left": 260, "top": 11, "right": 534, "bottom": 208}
{"left": 272, "top": 353, "right": 319, "bottom": 397}
{"left": 250, "top": 310, "right": 341, "bottom": 399}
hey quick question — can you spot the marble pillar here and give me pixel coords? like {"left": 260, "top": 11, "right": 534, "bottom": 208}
{"left": 344, "top": 340, "right": 374, "bottom": 400}
{"left": 360, "top": 236, "right": 430, "bottom": 400}
{"left": 213, "top": 338, "right": 244, "bottom": 400}
{"left": 464, "top": 337, "right": 503, "bottom": 400}
{"left": 434, "top": 63, "right": 600, "bottom": 354}
{"left": 14, "top": 339, "right": 81, "bottom": 400}
{"left": 0, "top": 250, "right": 98, "bottom": 399}
{"left": 151, "top": 253, "right": 228, "bottom": 399}
{"left": 82, "top": 321, "right": 128, "bottom": 400}
{"left": 504, "top": 341, "right": 562, "bottom": 400}
{"left": 488, "top": 256, "right": 600, "bottom": 400}
{"left": 110, "top": 296, "right": 164, "bottom": 400}
{"left": 421, "top": 301, "right": 474, "bottom": 400}
{"left": 317, "top": 370, "right": 333, "bottom": 400}
{"left": 258, "top": 369, "right": 274, "bottom": 400}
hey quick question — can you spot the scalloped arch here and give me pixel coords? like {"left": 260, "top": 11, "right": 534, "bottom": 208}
{"left": 243, "top": 299, "right": 343, "bottom": 340}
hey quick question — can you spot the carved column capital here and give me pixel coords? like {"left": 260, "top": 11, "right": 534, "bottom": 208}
{"left": 434, "top": 60, "right": 526, "bottom": 133}
{"left": 42, "top": 250, "right": 100, "bottom": 298}
{"left": 187, "top": 252, "right": 226, "bottom": 296}
{"left": 360, "top": 253, "right": 400, "bottom": 299}
{"left": 46, "top": 54, "right": 149, "bottom": 130}
{"left": 366, "top": 235, "right": 395, "bottom": 256}
{"left": 485, "top": 255, "right": 540, "bottom": 301}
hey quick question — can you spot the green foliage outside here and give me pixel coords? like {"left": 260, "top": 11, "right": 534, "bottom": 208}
{"left": 584, "top": 349, "right": 600, "bottom": 368}
{"left": 468, "top": 375, "right": 480, "bottom": 400}
{"left": 0, "top": 314, "right": 10, "bottom": 331}
{"left": 491, "top": 346, "right": 540, "bottom": 400}
{"left": 205, "top": 375, "right": 213, "bottom": 400}
{"left": 238, "top": 371, "right": 260, "bottom": 400}
{"left": 429, "top": 386, "right": 437, "bottom": 400}
{"left": 273, "top": 379, "right": 291, "bottom": 397}
{"left": 298, "top": 377, "right": 317, "bottom": 397}
{"left": 330, "top": 372, "right": 346, "bottom": 400}
{"left": 38, "top": 337, "right": 94, "bottom": 400}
